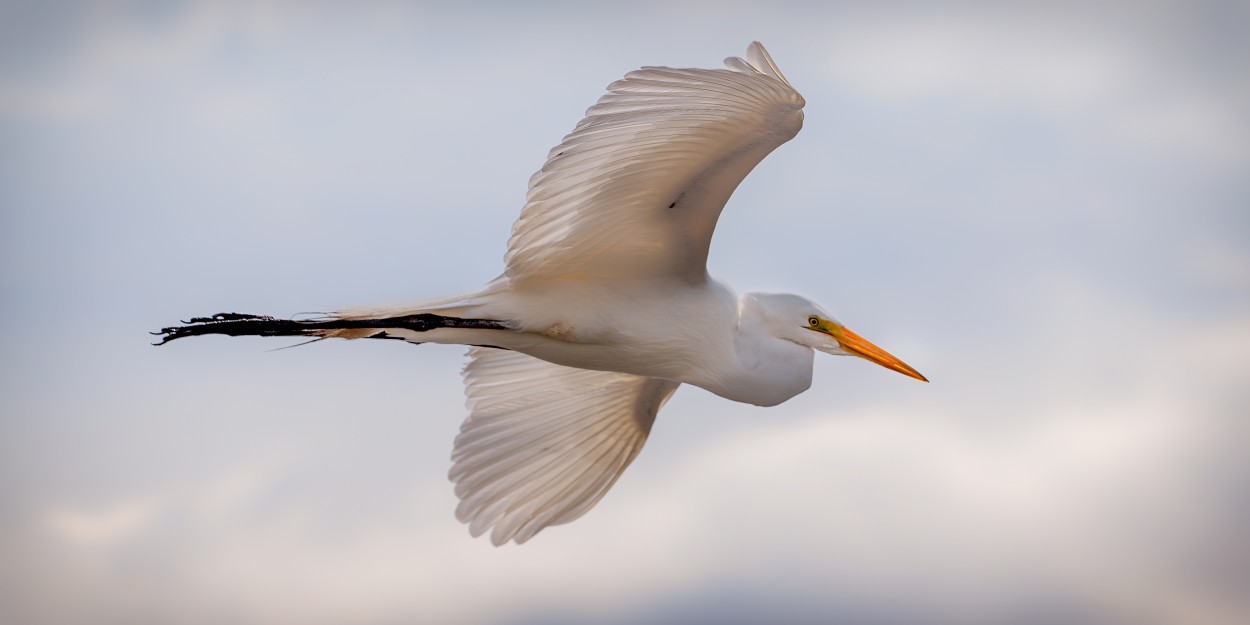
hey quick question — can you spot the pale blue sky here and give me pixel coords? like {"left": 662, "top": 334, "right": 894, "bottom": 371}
{"left": 2, "top": 2, "right": 1248, "bottom": 624}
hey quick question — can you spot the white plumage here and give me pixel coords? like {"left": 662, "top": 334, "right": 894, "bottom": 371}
{"left": 454, "top": 347, "right": 678, "bottom": 545}
{"left": 506, "top": 44, "right": 804, "bottom": 283}
{"left": 158, "top": 43, "right": 925, "bottom": 546}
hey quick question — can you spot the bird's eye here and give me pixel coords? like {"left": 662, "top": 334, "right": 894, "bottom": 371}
{"left": 808, "top": 316, "right": 820, "bottom": 327}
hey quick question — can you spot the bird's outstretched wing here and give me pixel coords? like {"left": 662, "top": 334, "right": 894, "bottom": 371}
{"left": 452, "top": 347, "right": 679, "bottom": 545}
{"left": 504, "top": 42, "right": 805, "bottom": 284}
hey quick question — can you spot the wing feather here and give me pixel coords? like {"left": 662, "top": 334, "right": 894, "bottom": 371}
{"left": 451, "top": 347, "right": 679, "bottom": 545}
{"left": 504, "top": 42, "right": 805, "bottom": 283}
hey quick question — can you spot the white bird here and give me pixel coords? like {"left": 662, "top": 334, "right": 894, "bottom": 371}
{"left": 156, "top": 42, "right": 926, "bottom": 545}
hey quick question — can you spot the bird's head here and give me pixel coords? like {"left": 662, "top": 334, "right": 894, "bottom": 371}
{"left": 746, "top": 292, "right": 927, "bottom": 382}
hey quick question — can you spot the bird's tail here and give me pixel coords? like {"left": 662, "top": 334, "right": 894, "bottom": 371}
{"left": 152, "top": 310, "right": 509, "bottom": 346}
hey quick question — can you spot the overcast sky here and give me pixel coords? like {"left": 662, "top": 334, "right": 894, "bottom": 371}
{"left": 2, "top": 1, "right": 1248, "bottom": 624}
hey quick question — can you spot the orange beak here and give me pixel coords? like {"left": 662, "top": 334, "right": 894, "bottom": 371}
{"left": 826, "top": 325, "right": 928, "bottom": 382}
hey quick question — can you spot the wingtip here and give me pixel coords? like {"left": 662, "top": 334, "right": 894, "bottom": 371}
{"left": 725, "top": 41, "right": 794, "bottom": 89}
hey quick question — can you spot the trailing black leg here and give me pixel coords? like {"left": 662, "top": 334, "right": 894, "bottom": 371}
{"left": 152, "top": 312, "right": 509, "bottom": 345}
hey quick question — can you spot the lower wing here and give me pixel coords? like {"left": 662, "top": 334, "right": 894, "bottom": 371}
{"left": 452, "top": 346, "right": 680, "bottom": 545}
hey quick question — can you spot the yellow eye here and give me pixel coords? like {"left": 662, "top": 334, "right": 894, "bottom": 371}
{"left": 808, "top": 316, "right": 820, "bottom": 327}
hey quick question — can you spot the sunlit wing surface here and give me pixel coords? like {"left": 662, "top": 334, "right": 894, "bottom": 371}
{"left": 452, "top": 347, "right": 680, "bottom": 545}
{"left": 152, "top": 43, "right": 929, "bottom": 547}
{"left": 504, "top": 42, "right": 805, "bottom": 283}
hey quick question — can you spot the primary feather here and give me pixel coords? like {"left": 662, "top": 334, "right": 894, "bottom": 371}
{"left": 504, "top": 42, "right": 804, "bottom": 283}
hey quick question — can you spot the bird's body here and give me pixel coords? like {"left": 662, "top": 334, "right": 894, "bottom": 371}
{"left": 353, "top": 277, "right": 814, "bottom": 407}
{"left": 157, "top": 43, "right": 925, "bottom": 545}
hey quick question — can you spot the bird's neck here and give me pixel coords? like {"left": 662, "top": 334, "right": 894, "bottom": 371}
{"left": 699, "top": 306, "right": 814, "bottom": 407}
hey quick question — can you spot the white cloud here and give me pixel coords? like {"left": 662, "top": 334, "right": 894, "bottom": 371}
{"left": 819, "top": 7, "right": 1249, "bottom": 166}
{"left": 48, "top": 499, "right": 159, "bottom": 547}
{"left": 823, "top": 12, "right": 1134, "bottom": 112}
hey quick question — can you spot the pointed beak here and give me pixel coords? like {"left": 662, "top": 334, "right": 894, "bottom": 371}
{"left": 826, "top": 325, "right": 928, "bottom": 382}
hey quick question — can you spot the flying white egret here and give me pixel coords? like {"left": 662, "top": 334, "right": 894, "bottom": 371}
{"left": 156, "top": 42, "right": 926, "bottom": 545}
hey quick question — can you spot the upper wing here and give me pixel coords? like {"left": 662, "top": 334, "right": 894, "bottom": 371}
{"left": 451, "top": 347, "right": 679, "bottom": 545}
{"left": 504, "top": 42, "right": 805, "bottom": 283}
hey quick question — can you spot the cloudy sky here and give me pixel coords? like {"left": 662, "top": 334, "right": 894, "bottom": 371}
{"left": 2, "top": 1, "right": 1247, "bottom": 624}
